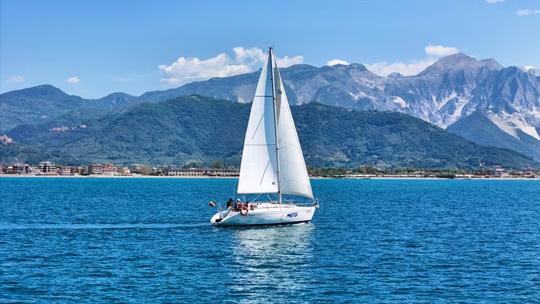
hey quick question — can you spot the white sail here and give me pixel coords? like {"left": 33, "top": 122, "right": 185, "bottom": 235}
{"left": 237, "top": 53, "right": 279, "bottom": 194}
{"left": 212, "top": 48, "right": 317, "bottom": 226}
{"left": 237, "top": 49, "right": 313, "bottom": 199}
{"left": 272, "top": 53, "right": 314, "bottom": 199}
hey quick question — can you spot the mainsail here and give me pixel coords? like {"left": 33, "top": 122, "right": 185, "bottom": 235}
{"left": 237, "top": 51, "right": 279, "bottom": 194}
{"left": 237, "top": 48, "right": 313, "bottom": 199}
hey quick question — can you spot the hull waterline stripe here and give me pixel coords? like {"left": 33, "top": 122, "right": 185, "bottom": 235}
{"left": 215, "top": 220, "right": 311, "bottom": 227}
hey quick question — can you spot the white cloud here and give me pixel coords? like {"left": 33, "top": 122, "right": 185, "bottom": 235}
{"left": 516, "top": 9, "right": 540, "bottom": 16}
{"left": 366, "top": 44, "right": 459, "bottom": 76}
{"left": 424, "top": 44, "right": 460, "bottom": 57}
{"left": 326, "top": 59, "right": 350, "bottom": 66}
{"left": 66, "top": 76, "right": 80, "bottom": 84}
{"left": 485, "top": 0, "right": 504, "bottom": 4}
{"left": 8, "top": 75, "right": 25, "bottom": 83}
{"left": 523, "top": 65, "right": 535, "bottom": 71}
{"left": 159, "top": 47, "right": 304, "bottom": 85}
{"left": 276, "top": 55, "right": 304, "bottom": 68}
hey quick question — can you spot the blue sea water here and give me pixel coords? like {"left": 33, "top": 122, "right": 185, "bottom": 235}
{"left": 1, "top": 177, "right": 539, "bottom": 303}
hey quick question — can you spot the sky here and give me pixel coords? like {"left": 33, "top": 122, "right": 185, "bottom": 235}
{"left": 1, "top": 0, "right": 539, "bottom": 98}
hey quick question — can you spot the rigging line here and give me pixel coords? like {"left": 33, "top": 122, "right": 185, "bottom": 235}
{"left": 259, "top": 160, "right": 271, "bottom": 186}
{"left": 251, "top": 114, "right": 265, "bottom": 140}
{"left": 252, "top": 193, "right": 263, "bottom": 202}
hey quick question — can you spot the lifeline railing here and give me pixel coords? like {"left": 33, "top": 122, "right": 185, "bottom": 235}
{"left": 238, "top": 194, "right": 318, "bottom": 207}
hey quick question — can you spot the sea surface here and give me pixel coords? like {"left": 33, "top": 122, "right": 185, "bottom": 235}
{"left": 1, "top": 177, "right": 540, "bottom": 303}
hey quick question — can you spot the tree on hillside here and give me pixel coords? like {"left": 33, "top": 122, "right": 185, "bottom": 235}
{"left": 212, "top": 159, "right": 224, "bottom": 169}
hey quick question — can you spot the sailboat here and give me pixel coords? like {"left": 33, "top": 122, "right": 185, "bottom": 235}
{"left": 210, "top": 48, "right": 318, "bottom": 226}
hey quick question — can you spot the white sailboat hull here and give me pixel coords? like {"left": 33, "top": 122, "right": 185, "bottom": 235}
{"left": 209, "top": 49, "right": 318, "bottom": 227}
{"left": 211, "top": 202, "right": 316, "bottom": 227}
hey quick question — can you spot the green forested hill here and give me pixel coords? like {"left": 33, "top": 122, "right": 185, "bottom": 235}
{"left": 0, "top": 85, "right": 135, "bottom": 132}
{"left": 3, "top": 95, "right": 536, "bottom": 169}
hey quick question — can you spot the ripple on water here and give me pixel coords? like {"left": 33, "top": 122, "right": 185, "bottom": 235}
{"left": 1, "top": 178, "right": 540, "bottom": 303}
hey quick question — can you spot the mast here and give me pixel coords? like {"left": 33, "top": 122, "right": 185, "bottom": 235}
{"left": 268, "top": 47, "right": 282, "bottom": 204}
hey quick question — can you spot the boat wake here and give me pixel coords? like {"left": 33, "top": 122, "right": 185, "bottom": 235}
{"left": 0, "top": 222, "right": 208, "bottom": 231}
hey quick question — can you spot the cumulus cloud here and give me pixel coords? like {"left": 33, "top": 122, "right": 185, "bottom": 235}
{"left": 159, "top": 47, "right": 304, "bottom": 85}
{"left": 277, "top": 55, "right": 305, "bottom": 68}
{"left": 485, "top": 0, "right": 504, "bottom": 4}
{"left": 326, "top": 59, "right": 350, "bottom": 66}
{"left": 8, "top": 75, "right": 25, "bottom": 83}
{"left": 516, "top": 9, "right": 540, "bottom": 16}
{"left": 366, "top": 44, "right": 459, "bottom": 76}
{"left": 66, "top": 76, "right": 80, "bottom": 84}
{"left": 424, "top": 44, "right": 460, "bottom": 57}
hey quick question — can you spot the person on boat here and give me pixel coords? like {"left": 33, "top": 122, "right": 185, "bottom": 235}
{"left": 226, "top": 198, "right": 233, "bottom": 209}
{"left": 235, "top": 198, "right": 242, "bottom": 211}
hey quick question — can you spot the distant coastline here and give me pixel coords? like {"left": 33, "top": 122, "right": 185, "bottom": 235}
{"left": 2, "top": 161, "right": 538, "bottom": 180}
{"left": 0, "top": 174, "right": 234, "bottom": 179}
{"left": 2, "top": 174, "right": 539, "bottom": 180}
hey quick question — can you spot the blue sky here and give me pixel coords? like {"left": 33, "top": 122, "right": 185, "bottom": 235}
{"left": 1, "top": 0, "right": 539, "bottom": 98}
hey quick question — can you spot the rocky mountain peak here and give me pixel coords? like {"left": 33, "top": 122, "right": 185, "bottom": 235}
{"left": 419, "top": 53, "right": 502, "bottom": 76}
{"left": 347, "top": 63, "right": 368, "bottom": 71}
{"left": 479, "top": 58, "right": 503, "bottom": 70}
{"left": 388, "top": 72, "right": 404, "bottom": 78}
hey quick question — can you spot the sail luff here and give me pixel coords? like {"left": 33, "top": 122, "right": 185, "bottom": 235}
{"left": 268, "top": 48, "right": 282, "bottom": 204}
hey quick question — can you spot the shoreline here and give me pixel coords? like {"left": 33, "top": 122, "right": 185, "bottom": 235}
{"left": 0, "top": 174, "right": 236, "bottom": 179}
{"left": 1, "top": 174, "right": 539, "bottom": 180}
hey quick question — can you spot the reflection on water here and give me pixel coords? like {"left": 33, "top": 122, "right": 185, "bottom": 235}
{"left": 228, "top": 224, "right": 315, "bottom": 303}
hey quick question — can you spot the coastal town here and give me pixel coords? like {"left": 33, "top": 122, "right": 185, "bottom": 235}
{"left": 1, "top": 161, "right": 538, "bottom": 179}
{"left": 0, "top": 161, "right": 239, "bottom": 177}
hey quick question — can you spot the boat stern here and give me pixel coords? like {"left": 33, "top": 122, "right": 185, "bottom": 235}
{"left": 210, "top": 210, "right": 230, "bottom": 225}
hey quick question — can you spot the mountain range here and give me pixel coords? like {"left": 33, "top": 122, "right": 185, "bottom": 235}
{"left": 1, "top": 52, "right": 539, "bottom": 167}
{"left": 1, "top": 95, "right": 534, "bottom": 169}
{"left": 138, "top": 54, "right": 540, "bottom": 161}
